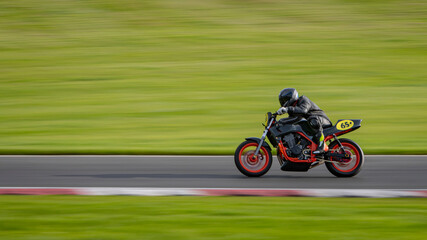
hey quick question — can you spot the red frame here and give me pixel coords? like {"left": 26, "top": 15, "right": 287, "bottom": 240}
{"left": 278, "top": 129, "right": 355, "bottom": 163}
{"left": 278, "top": 132, "right": 316, "bottom": 163}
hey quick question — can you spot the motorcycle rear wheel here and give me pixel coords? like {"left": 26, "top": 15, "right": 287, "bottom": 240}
{"left": 234, "top": 140, "right": 272, "bottom": 177}
{"left": 325, "top": 138, "right": 364, "bottom": 177}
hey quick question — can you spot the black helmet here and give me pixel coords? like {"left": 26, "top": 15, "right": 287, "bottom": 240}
{"left": 279, "top": 88, "right": 299, "bottom": 107}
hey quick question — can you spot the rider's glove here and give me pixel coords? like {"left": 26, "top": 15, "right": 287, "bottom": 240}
{"left": 276, "top": 107, "right": 288, "bottom": 115}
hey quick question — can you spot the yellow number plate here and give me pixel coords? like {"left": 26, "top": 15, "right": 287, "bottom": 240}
{"left": 336, "top": 120, "right": 354, "bottom": 130}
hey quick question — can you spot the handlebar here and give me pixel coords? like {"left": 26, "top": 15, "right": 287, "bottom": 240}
{"left": 267, "top": 112, "right": 278, "bottom": 121}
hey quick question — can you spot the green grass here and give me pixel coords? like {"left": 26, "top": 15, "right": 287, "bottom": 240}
{"left": 0, "top": 196, "right": 426, "bottom": 240}
{"left": 0, "top": 0, "right": 426, "bottom": 154}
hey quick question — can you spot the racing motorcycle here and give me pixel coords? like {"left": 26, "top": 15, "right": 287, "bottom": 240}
{"left": 234, "top": 112, "right": 364, "bottom": 177}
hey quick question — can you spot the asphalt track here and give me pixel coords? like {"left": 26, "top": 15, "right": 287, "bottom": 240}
{"left": 0, "top": 155, "right": 426, "bottom": 189}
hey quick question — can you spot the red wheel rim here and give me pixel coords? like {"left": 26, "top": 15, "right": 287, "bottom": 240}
{"left": 331, "top": 142, "right": 360, "bottom": 173}
{"left": 238, "top": 143, "right": 270, "bottom": 173}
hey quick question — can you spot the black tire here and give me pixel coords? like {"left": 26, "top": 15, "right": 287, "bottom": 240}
{"left": 325, "top": 138, "right": 364, "bottom": 177}
{"left": 234, "top": 140, "right": 272, "bottom": 177}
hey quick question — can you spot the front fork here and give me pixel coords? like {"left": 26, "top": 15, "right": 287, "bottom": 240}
{"left": 253, "top": 118, "right": 275, "bottom": 158}
{"left": 253, "top": 129, "right": 268, "bottom": 158}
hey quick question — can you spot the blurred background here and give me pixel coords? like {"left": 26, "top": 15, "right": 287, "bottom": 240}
{"left": 0, "top": 0, "right": 426, "bottom": 155}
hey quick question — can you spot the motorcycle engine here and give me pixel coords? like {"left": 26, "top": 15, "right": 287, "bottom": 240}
{"left": 282, "top": 133, "right": 311, "bottom": 160}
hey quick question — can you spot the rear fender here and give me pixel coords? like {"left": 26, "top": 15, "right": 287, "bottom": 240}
{"left": 245, "top": 137, "right": 272, "bottom": 152}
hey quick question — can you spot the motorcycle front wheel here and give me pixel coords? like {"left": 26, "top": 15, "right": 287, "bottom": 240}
{"left": 234, "top": 140, "right": 272, "bottom": 177}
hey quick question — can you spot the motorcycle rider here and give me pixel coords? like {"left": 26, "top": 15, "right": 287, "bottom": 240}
{"left": 276, "top": 88, "right": 332, "bottom": 155}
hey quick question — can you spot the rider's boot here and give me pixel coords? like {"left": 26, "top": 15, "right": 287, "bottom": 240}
{"left": 313, "top": 133, "right": 328, "bottom": 155}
